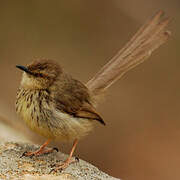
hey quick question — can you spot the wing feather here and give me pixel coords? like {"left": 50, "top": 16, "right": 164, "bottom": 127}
{"left": 52, "top": 77, "right": 105, "bottom": 125}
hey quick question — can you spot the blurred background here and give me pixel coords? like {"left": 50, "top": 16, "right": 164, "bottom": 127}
{"left": 0, "top": 0, "right": 179, "bottom": 180}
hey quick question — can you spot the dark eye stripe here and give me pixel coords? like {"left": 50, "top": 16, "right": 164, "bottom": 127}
{"left": 33, "top": 72, "right": 50, "bottom": 79}
{"left": 33, "top": 72, "right": 44, "bottom": 77}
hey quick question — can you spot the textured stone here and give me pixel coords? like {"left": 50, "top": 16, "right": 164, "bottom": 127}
{"left": 0, "top": 142, "right": 120, "bottom": 180}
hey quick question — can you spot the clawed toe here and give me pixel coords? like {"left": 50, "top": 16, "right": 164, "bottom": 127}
{"left": 49, "top": 167, "right": 63, "bottom": 174}
{"left": 50, "top": 163, "right": 57, "bottom": 168}
{"left": 49, "top": 156, "right": 79, "bottom": 173}
{"left": 20, "top": 146, "right": 58, "bottom": 158}
{"left": 49, "top": 164, "right": 65, "bottom": 174}
{"left": 75, "top": 156, "right": 79, "bottom": 162}
{"left": 20, "top": 151, "right": 35, "bottom": 158}
{"left": 53, "top": 147, "right": 59, "bottom": 152}
{"left": 20, "top": 151, "right": 28, "bottom": 158}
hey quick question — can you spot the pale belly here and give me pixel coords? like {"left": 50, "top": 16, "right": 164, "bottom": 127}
{"left": 15, "top": 89, "right": 94, "bottom": 142}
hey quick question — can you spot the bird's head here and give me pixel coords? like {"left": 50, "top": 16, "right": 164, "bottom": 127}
{"left": 16, "top": 59, "right": 62, "bottom": 89}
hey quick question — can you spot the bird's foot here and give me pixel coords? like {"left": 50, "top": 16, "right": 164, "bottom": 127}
{"left": 21, "top": 147, "right": 58, "bottom": 158}
{"left": 50, "top": 156, "right": 79, "bottom": 173}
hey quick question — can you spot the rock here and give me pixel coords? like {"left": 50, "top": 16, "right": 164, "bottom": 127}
{"left": 0, "top": 142, "right": 120, "bottom": 180}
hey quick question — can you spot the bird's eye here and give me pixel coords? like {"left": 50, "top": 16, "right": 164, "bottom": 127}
{"left": 38, "top": 73, "right": 43, "bottom": 77}
{"left": 34, "top": 73, "right": 44, "bottom": 77}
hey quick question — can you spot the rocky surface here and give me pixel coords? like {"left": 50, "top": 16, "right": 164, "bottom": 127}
{"left": 0, "top": 142, "right": 120, "bottom": 180}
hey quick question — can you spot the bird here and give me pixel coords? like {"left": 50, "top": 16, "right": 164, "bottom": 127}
{"left": 15, "top": 59, "right": 105, "bottom": 172}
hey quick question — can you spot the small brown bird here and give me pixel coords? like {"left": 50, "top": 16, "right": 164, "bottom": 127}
{"left": 15, "top": 11, "right": 169, "bottom": 173}
{"left": 15, "top": 59, "right": 105, "bottom": 171}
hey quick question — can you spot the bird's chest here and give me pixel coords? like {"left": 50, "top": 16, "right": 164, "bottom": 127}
{"left": 16, "top": 89, "right": 40, "bottom": 124}
{"left": 15, "top": 89, "right": 53, "bottom": 137}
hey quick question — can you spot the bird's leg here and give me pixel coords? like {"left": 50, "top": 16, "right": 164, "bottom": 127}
{"left": 51, "top": 139, "right": 79, "bottom": 172}
{"left": 21, "top": 139, "right": 58, "bottom": 157}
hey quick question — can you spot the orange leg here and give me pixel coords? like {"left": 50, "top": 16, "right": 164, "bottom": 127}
{"left": 21, "top": 139, "right": 58, "bottom": 157}
{"left": 51, "top": 139, "right": 78, "bottom": 173}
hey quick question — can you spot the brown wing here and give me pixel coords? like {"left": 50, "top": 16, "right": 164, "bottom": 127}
{"left": 75, "top": 103, "right": 105, "bottom": 125}
{"left": 53, "top": 77, "right": 105, "bottom": 125}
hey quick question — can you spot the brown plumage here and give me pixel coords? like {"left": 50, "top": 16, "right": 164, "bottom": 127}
{"left": 15, "top": 59, "right": 105, "bottom": 171}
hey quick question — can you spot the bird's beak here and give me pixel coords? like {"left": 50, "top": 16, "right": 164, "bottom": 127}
{"left": 16, "top": 65, "right": 33, "bottom": 75}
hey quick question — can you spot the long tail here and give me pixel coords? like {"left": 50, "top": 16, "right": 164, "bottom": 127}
{"left": 86, "top": 11, "right": 171, "bottom": 98}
